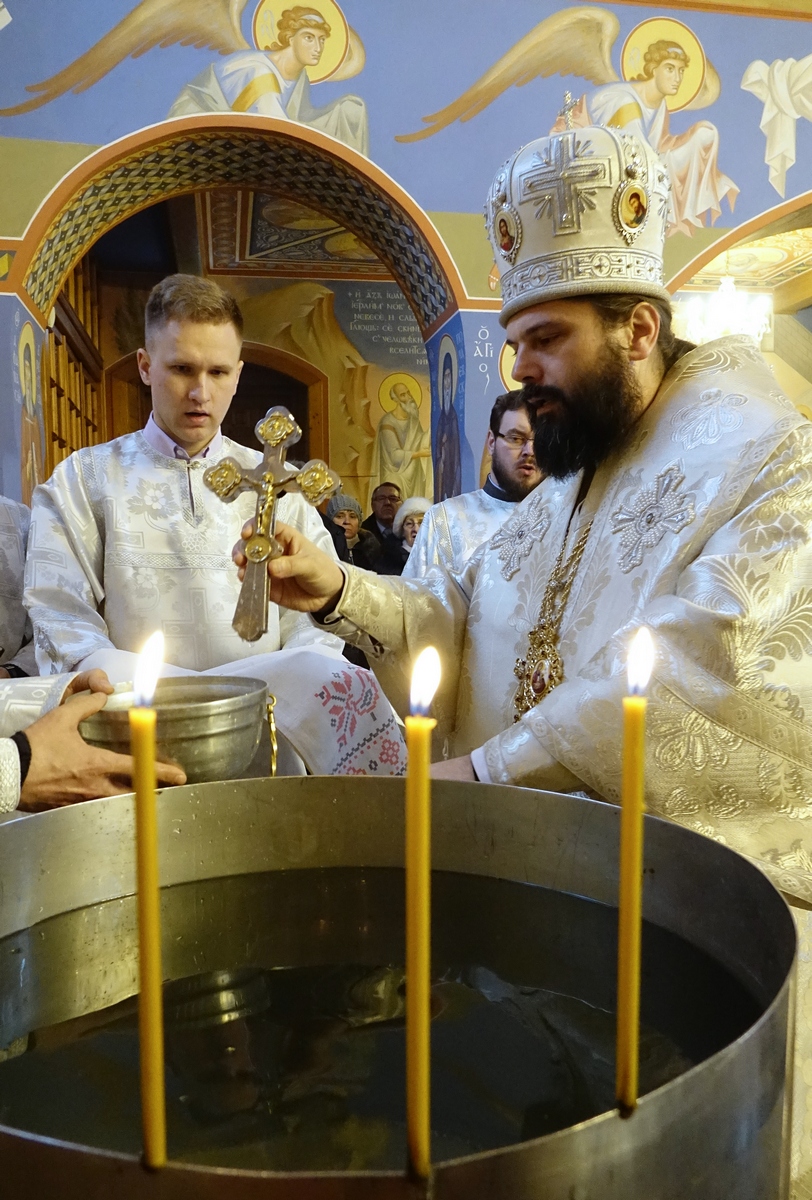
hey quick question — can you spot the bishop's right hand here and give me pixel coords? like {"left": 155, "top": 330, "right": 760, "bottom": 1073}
{"left": 233, "top": 520, "right": 346, "bottom": 616}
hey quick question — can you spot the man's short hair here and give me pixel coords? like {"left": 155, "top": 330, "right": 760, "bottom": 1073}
{"left": 371, "top": 482, "right": 402, "bottom": 500}
{"left": 144, "top": 275, "right": 244, "bottom": 345}
{"left": 489, "top": 390, "right": 532, "bottom": 438}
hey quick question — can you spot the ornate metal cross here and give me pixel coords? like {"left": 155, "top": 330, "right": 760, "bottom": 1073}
{"left": 203, "top": 407, "right": 340, "bottom": 643}
{"left": 560, "top": 90, "right": 578, "bottom": 130}
{"left": 519, "top": 131, "right": 611, "bottom": 234}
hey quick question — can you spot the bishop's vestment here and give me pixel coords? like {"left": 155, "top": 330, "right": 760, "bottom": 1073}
{"left": 24, "top": 431, "right": 406, "bottom": 777}
{"left": 318, "top": 337, "right": 812, "bottom": 1178}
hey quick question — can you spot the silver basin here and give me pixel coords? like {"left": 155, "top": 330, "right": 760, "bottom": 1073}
{"left": 79, "top": 675, "right": 267, "bottom": 783}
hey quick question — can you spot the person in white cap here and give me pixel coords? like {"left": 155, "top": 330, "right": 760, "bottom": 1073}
{"left": 236, "top": 118, "right": 812, "bottom": 1186}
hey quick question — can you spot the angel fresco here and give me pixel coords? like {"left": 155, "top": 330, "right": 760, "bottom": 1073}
{"left": 0, "top": 0, "right": 368, "bottom": 157}
{"left": 397, "top": 8, "right": 737, "bottom": 238}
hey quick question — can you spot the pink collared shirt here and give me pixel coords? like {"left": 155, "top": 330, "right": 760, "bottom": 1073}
{"left": 142, "top": 413, "right": 223, "bottom": 461}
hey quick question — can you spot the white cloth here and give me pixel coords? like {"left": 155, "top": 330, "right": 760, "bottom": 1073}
{"left": 317, "top": 336, "right": 812, "bottom": 1182}
{"left": 0, "top": 498, "right": 37, "bottom": 676}
{"left": 402, "top": 488, "right": 514, "bottom": 580}
{"left": 585, "top": 82, "right": 739, "bottom": 236}
{"left": 169, "top": 50, "right": 369, "bottom": 157}
{"left": 741, "top": 55, "right": 812, "bottom": 198}
{"left": 24, "top": 430, "right": 406, "bottom": 777}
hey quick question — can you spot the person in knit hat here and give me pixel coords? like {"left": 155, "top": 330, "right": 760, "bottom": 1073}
{"left": 326, "top": 493, "right": 381, "bottom": 571}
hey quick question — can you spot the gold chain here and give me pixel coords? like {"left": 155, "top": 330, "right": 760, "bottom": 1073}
{"left": 513, "top": 521, "right": 593, "bottom": 719}
{"left": 267, "top": 695, "right": 278, "bottom": 777}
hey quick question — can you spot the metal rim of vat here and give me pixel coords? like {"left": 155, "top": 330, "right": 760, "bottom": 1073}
{"left": 0, "top": 777, "right": 796, "bottom": 1200}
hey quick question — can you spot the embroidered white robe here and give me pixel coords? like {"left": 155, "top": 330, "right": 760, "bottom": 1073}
{"left": 402, "top": 488, "right": 514, "bottom": 579}
{"left": 318, "top": 336, "right": 812, "bottom": 1184}
{"left": 24, "top": 432, "right": 406, "bottom": 777}
{"left": 0, "top": 498, "right": 37, "bottom": 676}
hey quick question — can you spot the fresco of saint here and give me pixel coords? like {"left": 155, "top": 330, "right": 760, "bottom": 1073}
{"left": 435, "top": 349, "right": 461, "bottom": 502}
{"left": 18, "top": 325, "right": 43, "bottom": 506}
{"left": 372, "top": 376, "right": 432, "bottom": 501}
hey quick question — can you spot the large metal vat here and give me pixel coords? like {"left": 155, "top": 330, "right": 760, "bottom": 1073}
{"left": 0, "top": 778, "right": 795, "bottom": 1199}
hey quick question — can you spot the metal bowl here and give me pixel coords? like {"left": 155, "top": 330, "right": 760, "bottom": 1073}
{"left": 79, "top": 675, "right": 267, "bottom": 783}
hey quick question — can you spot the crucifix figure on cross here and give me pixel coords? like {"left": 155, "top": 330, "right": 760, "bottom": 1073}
{"left": 203, "top": 407, "right": 340, "bottom": 643}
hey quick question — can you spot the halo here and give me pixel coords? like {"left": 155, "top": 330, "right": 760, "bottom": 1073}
{"left": 438, "top": 334, "right": 458, "bottom": 405}
{"left": 498, "top": 342, "right": 516, "bottom": 392}
{"left": 253, "top": 0, "right": 350, "bottom": 84}
{"left": 379, "top": 373, "right": 423, "bottom": 413}
{"left": 17, "top": 321, "right": 37, "bottom": 402}
{"left": 621, "top": 17, "right": 705, "bottom": 112}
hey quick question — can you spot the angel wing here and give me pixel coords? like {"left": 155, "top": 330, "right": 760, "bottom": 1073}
{"left": 0, "top": 0, "right": 250, "bottom": 116}
{"left": 330, "top": 26, "right": 365, "bottom": 83}
{"left": 683, "top": 59, "right": 721, "bottom": 111}
{"left": 396, "top": 7, "right": 619, "bottom": 143}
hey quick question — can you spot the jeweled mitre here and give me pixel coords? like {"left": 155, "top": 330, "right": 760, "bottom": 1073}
{"left": 486, "top": 124, "right": 672, "bottom": 326}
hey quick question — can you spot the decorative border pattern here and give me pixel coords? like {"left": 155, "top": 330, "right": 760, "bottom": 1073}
{"left": 501, "top": 247, "right": 666, "bottom": 302}
{"left": 24, "top": 130, "right": 452, "bottom": 332}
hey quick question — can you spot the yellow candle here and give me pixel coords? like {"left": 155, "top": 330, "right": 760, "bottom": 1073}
{"left": 616, "top": 626, "right": 655, "bottom": 1116}
{"left": 129, "top": 631, "right": 166, "bottom": 1168}
{"left": 406, "top": 646, "right": 441, "bottom": 1180}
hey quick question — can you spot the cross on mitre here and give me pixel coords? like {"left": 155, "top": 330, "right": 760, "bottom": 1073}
{"left": 203, "top": 407, "right": 340, "bottom": 642}
{"left": 519, "top": 131, "right": 612, "bottom": 235}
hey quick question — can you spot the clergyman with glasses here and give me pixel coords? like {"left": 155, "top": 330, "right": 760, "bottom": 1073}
{"left": 403, "top": 391, "right": 542, "bottom": 579}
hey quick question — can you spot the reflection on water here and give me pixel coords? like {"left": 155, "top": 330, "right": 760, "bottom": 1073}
{"left": 0, "top": 869, "right": 760, "bottom": 1170}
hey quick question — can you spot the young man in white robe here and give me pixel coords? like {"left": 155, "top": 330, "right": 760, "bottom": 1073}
{"left": 236, "top": 123, "right": 812, "bottom": 1185}
{"left": 403, "top": 391, "right": 541, "bottom": 580}
{"left": 25, "top": 275, "right": 405, "bottom": 777}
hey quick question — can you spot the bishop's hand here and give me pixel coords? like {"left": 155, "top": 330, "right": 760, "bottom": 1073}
{"left": 233, "top": 520, "right": 345, "bottom": 616}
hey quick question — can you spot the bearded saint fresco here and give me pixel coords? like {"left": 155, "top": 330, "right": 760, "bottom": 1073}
{"left": 372, "top": 375, "right": 432, "bottom": 501}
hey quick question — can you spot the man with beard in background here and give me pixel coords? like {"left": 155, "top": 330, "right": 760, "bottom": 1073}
{"left": 404, "top": 390, "right": 542, "bottom": 579}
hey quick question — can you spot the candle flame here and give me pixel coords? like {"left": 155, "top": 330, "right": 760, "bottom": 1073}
{"left": 627, "top": 627, "right": 655, "bottom": 696}
{"left": 133, "top": 631, "right": 164, "bottom": 708}
{"left": 410, "top": 647, "right": 441, "bottom": 716}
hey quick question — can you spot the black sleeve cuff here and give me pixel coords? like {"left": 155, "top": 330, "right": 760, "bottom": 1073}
{"left": 11, "top": 732, "right": 31, "bottom": 786}
{"left": 3, "top": 665, "right": 29, "bottom": 679}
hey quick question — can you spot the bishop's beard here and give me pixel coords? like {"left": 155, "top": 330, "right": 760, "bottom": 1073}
{"left": 522, "top": 340, "right": 643, "bottom": 480}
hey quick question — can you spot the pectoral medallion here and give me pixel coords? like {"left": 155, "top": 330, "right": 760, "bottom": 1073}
{"left": 513, "top": 521, "right": 592, "bottom": 720}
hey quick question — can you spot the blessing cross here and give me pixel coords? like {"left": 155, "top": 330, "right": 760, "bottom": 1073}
{"left": 519, "top": 130, "right": 611, "bottom": 234}
{"left": 203, "top": 407, "right": 340, "bottom": 642}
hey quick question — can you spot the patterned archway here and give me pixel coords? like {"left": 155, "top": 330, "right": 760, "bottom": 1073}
{"left": 18, "top": 115, "right": 465, "bottom": 337}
